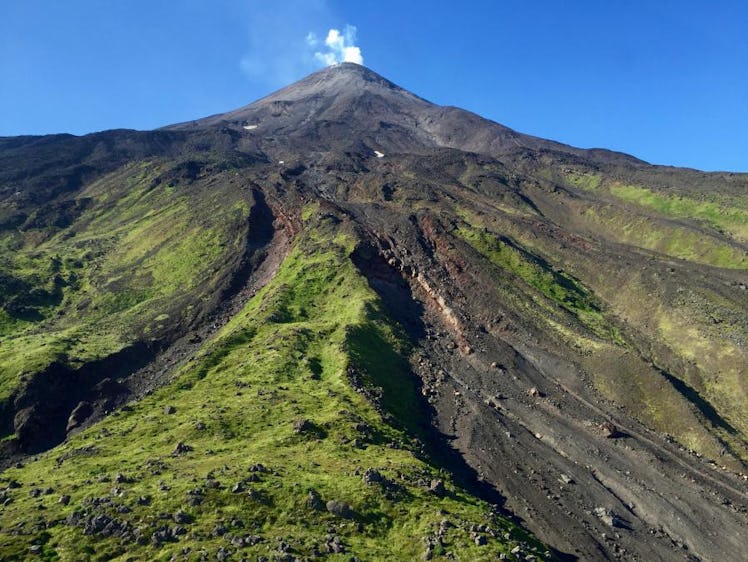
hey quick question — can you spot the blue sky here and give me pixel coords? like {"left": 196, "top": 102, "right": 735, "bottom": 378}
{"left": 1, "top": 1, "right": 746, "bottom": 171}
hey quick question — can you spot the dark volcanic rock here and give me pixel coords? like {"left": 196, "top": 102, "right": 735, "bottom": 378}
{"left": 173, "top": 510, "right": 192, "bottom": 524}
{"left": 292, "top": 418, "right": 313, "bottom": 433}
{"left": 13, "top": 406, "right": 43, "bottom": 448}
{"left": 362, "top": 468, "right": 385, "bottom": 485}
{"left": 307, "top": 489, "right": 324, "bottom": 511}
{"left": 599, "top": 421, "right": 619, "bottom": 438}
{"left": 172, "top": 442, "right": 193, "bottom": 456}
{"left": 1, "top": 62, "right": 747, "bottom": 562}
{"left": 66, "top": 401, "right": 93, "bottom": 432}
{"left": 428, "top": 479, "right": 445, "bottom": 497}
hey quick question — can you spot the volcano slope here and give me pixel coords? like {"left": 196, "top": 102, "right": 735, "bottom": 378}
{"left": 0, "top": 63, "right": 746, "bottom": 561}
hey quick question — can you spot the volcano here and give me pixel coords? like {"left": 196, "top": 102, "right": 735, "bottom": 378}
{"left": 1, "top": 63, "right": 746, "bottom": 561}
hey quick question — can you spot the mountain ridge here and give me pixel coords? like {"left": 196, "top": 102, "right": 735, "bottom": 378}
{"left": 0, "top": 63, "right": 746, "bottom": 561}
{"left": 167, "top": 63, "right": 648, "bottom": 168}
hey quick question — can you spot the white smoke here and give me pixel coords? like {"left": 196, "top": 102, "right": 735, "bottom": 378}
{"left": 311, "top": 25, "right": 363, "bottom": 66}
{"left": 238, "top": 2, "right": 365, "bottom": 87}
{"left": 239, "top": 0, "right": 333, "bottom": 86}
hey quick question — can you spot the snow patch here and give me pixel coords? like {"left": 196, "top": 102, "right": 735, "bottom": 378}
{"left": 374, "top": 150, "right": 385, "bottom": 158}
{"left": 243, "top": 124, "right": 258, "bottom": 130}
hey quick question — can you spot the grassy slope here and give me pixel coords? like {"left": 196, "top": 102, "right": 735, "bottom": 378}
{"left": 0, "top": 160, "right": 251, "bottom": 405}
{"left": 377, "top": 154, "right": 748, "bottom": 467}
{"left": 451, "top": 206, "right": 748, "bottom": 466}
{"left": 454, "top": 222, "right": 622, "bottom": 345}
{"left": 0, "top": 212, "right": 549, "bottom": 561}
{"left": 563, "top": 172, "right": 748, "bottom": 269}
{"left": 565, "top": 175, "right": 748, "bottom": 455}
{"left": 608, "top": 182, "right": 748, "bottom": 243}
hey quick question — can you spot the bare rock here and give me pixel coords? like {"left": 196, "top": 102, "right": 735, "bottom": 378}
{"left": 325, "top": 534, "right": 345, "bottom": 553}
{"left": 14, "top": 406, "right": 44, "bottom": 448}
{"left": 528, "top": 387, "right": 543, "bottom": 398}
{"left": 114, "top": 473, "right": 133, "bottom": 484}
{"left": 594, "top": 506, "right": 626, "bottom": 528}
{"left": 292, "top": 418, "right": 313, "bottom": 433}
{"left": 559, "top": 474, "right": 575, "bottom": 485}
{"left": 473, "top": 533, "right": 487, "bottom": 546}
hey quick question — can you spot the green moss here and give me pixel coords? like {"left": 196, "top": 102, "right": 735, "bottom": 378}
{"left": 0, "top": 161, "right": 253, "bottom": 405}
{"left": 610, "top": 183, "right": 748, "bottom": 242}
{"left": 564, "top": 171, "right": 603, "bottom": 191}
{"left": 456, "top": 224, "right": 623, "bottom": 343}
{"left": 345, "top": 308, "right": 422, "bottom": 436}
{"left": 580, "top": 205, "right": 748, "bottom": 269}
{"left": 0, "top": 225, "right": 551, "bottom": 560}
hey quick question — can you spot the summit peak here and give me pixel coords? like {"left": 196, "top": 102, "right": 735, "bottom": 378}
{"left": 264, "top": 61, "right": 407, "bottom": 100}
{"left": 177, "top": 62, "right": 431, "bottom": 131}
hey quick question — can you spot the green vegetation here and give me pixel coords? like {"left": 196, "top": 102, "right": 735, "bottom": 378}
{"left": 579, "top": 205, "right": 748, "bottom": 269}
{"left": 346, "top": 311, "right": 421, "bottom": 436}
{"left": 456, "top": 224, "right": 623, "bottom": 343}
{"left": 609, "top": 183, "right": 748, "bottom": 243}
{"left": 561, "top": 172, "right": 748, "bottom": 267}
{"left": 0, "top": 160, "right": 251, "bottom": 404}
{"left": 0, "top": 216, "right": 550, "bottom": 561}
{"left": 563, "top": 171, "right": 602, "bottom": 191}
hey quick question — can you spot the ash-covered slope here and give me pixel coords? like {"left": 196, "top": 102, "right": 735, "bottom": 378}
{"left": 170, "top": 63, "right": 642, "bottom": 165}
{"left": 1, "top": 63, "right": 747, "bottom": 561}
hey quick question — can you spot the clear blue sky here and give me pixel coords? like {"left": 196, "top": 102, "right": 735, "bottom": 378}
{"left": 1, "top": 1, "right": 746, "bottom": 171}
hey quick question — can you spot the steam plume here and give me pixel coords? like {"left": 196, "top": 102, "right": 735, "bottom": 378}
{"left": 310, "top": 25, "right": 363, "bottom": 66}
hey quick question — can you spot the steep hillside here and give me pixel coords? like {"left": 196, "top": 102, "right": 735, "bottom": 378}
{"left": 1, "top": 63, "right": 746, "bottom": 561}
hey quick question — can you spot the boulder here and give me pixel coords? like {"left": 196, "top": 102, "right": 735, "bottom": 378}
{"left": 362, "top": 468, "right": 385, "bottom": 485}
{"left": 599, "top": 421, "right": 619, "bottom": 438}
{"left": 307, "top": 489, "right": 324, "bottom": 511}
{"left": 326, "top": 500, "right": 354, "bottom": 519}
{"left": 66, "top": 401, "right": 93, "bottom": 432}
{"left": 429, "top": 479, "right": 446, "bottom": 496}
{"left": 173, "top": 510, "right": 192, "bottom": 524}
{"left": 292, "top": 418, "right": 313, "bottom": 433}
{"left": 172, "top": 442, "right": 192, "bottom": 455}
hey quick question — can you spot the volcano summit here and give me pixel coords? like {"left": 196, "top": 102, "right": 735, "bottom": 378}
{"left": 0, "top": 63, "right": 746, "bottom": 561}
